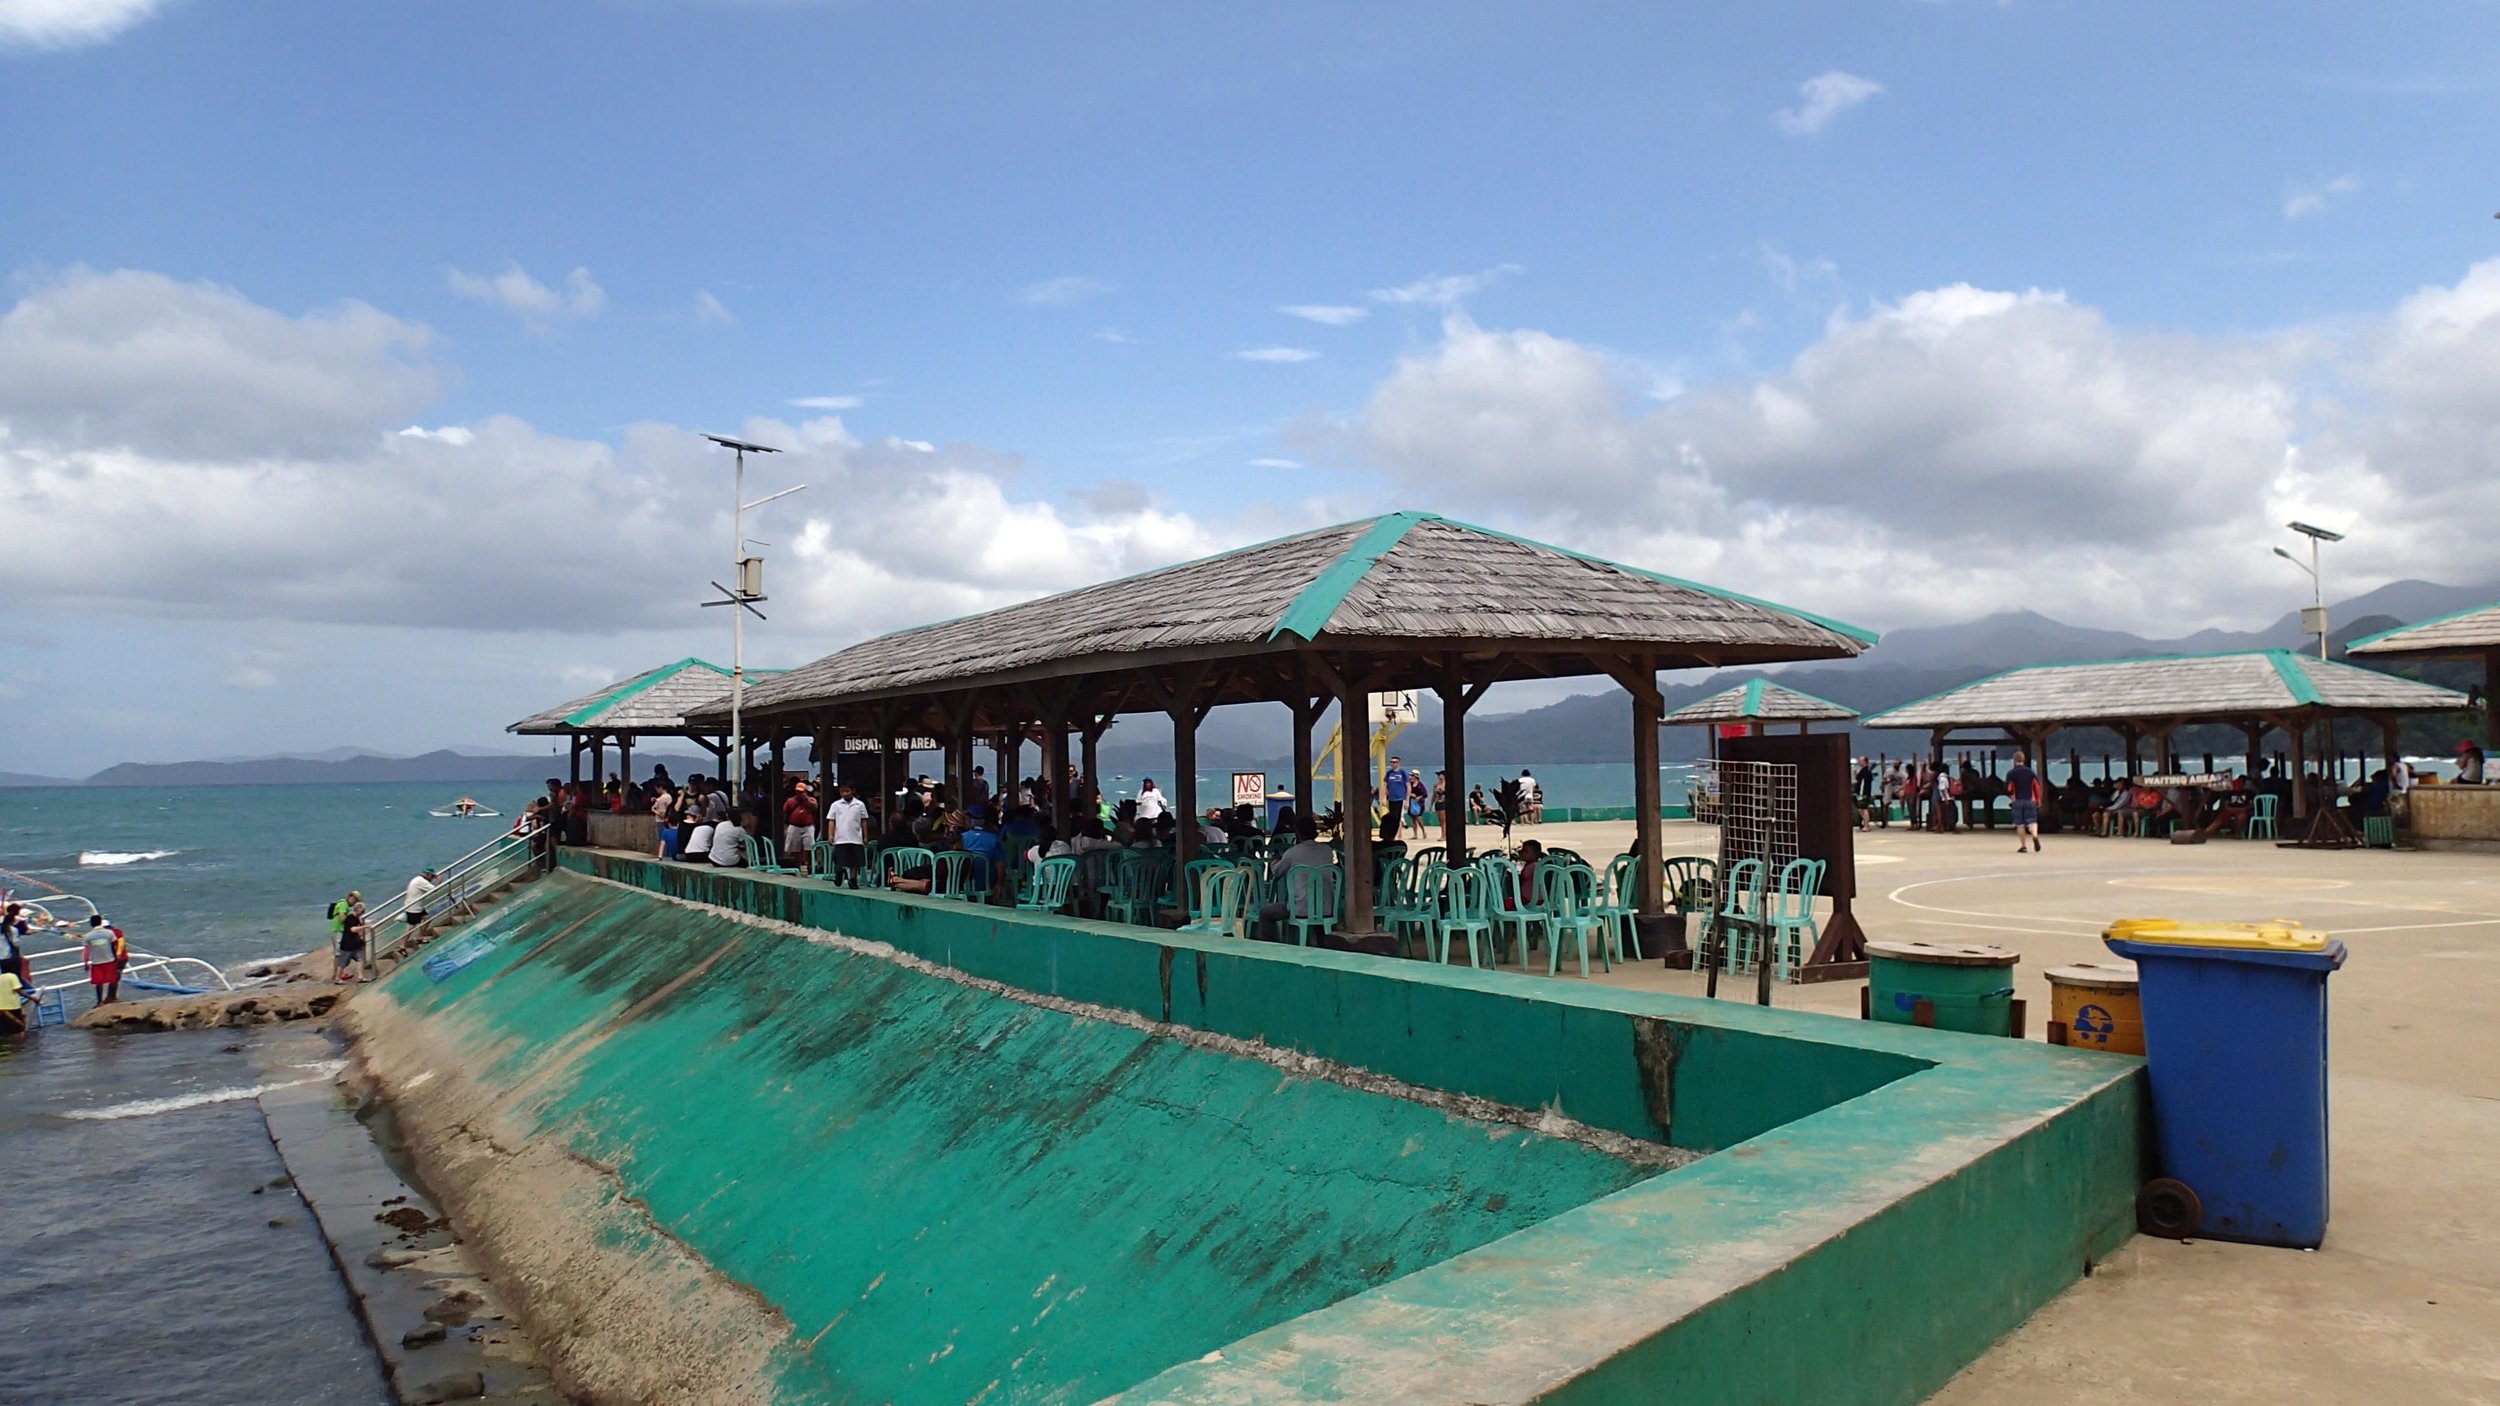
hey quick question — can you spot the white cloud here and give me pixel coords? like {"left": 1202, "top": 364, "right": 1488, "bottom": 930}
{"left": 447, "top": 263, "right": 606, "bottom": 328}
{"left": 1326, "top": 265, "right": 2500, "bottom": 633}
{"left": 1759, "top": 244, "right": 1839, "bottom": 296}
{"left": 1015, "top": 275, "right": 1115, "bottom": 307}
{"left": 1371, "top": 264, "right": 1522, "bottom": 308}
{"left": 788, "top": 395, "right": 864, "bottom": 410}
{"left": 398, "top": 424, "right": 474, "bottom": 445}
{"left": 1092, "top": 327, "right": 1138, "bottom": 344}
{"left": 1775, "top": 70, "right": 1883, "bottom": 136}
{"left": 2284, "top": 174, "right": 2361, "bottom": 220}
{"left": 0, "top": 0, "right": 168, "bottom": 48}
{"left": 1279, "top": 304, "right": 1370, "bottom": 326}
{"left": 1249, "top": 457, "right": 1304, "bottom": 469}
{"left": 1235, "top": 346, "right": 1320, "bottom": 363}
{"left": 691, "top": 289, "right": 737, "bottom": 327}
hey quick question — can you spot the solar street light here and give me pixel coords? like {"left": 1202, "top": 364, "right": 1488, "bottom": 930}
{"left": 701, "top": 434, "right": 804, "bottom": 796}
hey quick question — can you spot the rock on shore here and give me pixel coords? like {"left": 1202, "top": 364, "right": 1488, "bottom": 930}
{"left": 71, "top": 947, "right": 354, "bottom": 1032}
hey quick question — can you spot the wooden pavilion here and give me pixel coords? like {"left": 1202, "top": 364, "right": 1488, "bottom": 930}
{"left": 509, "top": 657, "right": 788, "bottom": 788}
{"left": 2347, "top": 601, "right": 2500, "bottom": 747}
{"left": 1663, "top": 679, "right": 1858, "bottom": 739}
{"left": 717, "top": 512, "right": 1875, "bottom": 932}
{"left": 1861, "top": 649, "right": 2468, "bottom": 818}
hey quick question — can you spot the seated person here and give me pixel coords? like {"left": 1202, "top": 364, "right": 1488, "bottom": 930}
{"left": 1257, "top": 820, "right": 1338, "bottom": 940}
{"left": 683, "top": 818, "right": 716, "bottom": 861}
{"left": 957, "top": 808, "right": 1007, "bottom": 896}
{"left": 1512, "top": 839, "right": 1547, "bottom": 904}
{"left": 708, "top": 811, "right": 750, "bottom": 866}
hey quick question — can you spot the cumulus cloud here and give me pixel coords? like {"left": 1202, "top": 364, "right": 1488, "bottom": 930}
{"left": 1775, "top": 70, "right": 1883, "bottom": 136}
{"left": 447, "top": 263, "right": 606, "bottom": 328}
{"left": 1326, "top": 265, "right": 2500, "bottom": 632}
{"left": 788, "top": 395, "right": 863, "bottom": 410}
{"left": 1235, "top": 346, "right": 1319, "bottom": 363}
{"left": 1371, "top": 264, "right": 1522, "bottom": 308}
{"left": 2284, "top": 174, "right": 2360, "bottom": 220}
{"left": 1279, "top": 304, "right": 1369, "bottom": 326}
{"left": 0, "top": 267, "right": 1233, "bottom": 650}
{"left": 1015, "top": 275, "right": 1115, "bottom": 307}
{"left": 0, "top": 0, "right": 169, "bottom": 48}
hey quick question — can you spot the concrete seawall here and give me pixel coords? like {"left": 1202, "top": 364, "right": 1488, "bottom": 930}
{"left": 350, "top": 856, "right": 2145, "bottom": 1405}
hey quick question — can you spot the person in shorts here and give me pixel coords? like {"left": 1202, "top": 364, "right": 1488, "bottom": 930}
{"left": 84, "top": 915, "right": 126, "bottom": 1006}
{"left": 334, "top": 891, "right": 368, "bottom": 983}
{"left": 2005, "top": 750, "right": 2044, "bottom": 854}
{"left": 826, "top": 784, "right": 870, "bottom": 887}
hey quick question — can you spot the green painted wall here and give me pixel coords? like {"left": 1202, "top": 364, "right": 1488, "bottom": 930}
{"left": 375, "top": 874, "right": 1659, "bottom": 1406}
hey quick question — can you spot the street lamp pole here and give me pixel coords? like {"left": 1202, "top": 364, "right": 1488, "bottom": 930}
{"left": 701, "top": 434, "right": 802, "bottom": 801}
{"left": 2277, "top": 520, "right": 2345, "bottom": 662}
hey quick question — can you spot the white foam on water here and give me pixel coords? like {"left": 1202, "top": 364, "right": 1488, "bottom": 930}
{"left": 60, "top": 1071, "right": 329, "bottom": 1121}
{"left": 78, "top": 850, "right": 179, "bottom": 867}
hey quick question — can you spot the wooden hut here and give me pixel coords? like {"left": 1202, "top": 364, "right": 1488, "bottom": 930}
{"left": 717, "top": 511, "right": 1875, "bottom": 932}
{"left": 1662, "top": 679, "right": 1859, "bottom": 738}
{"left": 2347, "top": 601, "right": 2500, "bottom": 747}
{"left": 510, "top": 657, "right": 787, "bottom": 789}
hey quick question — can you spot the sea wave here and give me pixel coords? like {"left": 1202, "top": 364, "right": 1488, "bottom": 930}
{"left": 58, "top": 1071, "right": 331, "bottom": 1122}
{"left": 77, "top": 849, "right": 178, "bottom": 867}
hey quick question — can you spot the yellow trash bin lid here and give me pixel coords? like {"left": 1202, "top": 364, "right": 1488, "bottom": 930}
{"left": 2043, "top": 961, "right": 2139, "bottom": 991}
{"left": 2100, "top": 918, "right": 2331, "bottom": 952}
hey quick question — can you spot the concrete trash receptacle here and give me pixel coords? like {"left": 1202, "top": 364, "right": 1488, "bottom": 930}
{"left": 1867, "top": 940, "right": 2019, "bottom": 1036}
{"left": 2045, "top": 961, "right": 2143, "bottom": 1055}
{"left": 2103, "top": 919, "right": 2348, "bottom": 1249}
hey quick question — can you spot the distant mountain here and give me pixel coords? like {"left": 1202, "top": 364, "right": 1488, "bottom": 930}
{"left": 0, "top": 771, "right": 74, "bottom": 789}
{"left": 81, "top": 748, "right": 712, "bottom": 789}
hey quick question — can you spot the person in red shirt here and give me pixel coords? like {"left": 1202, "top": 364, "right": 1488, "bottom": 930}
{"left": 781, "top": 780, "right": 821, "bottom": 866}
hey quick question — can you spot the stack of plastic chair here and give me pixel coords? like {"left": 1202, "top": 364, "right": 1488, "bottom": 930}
{"left": 1595, "top": 854, "right": 1643, "bottom": 962}
{"left": 1018, "top": 857, "right": 1078, "bottom": 914}
{"left": 1373, "top": 857, "right": 1430, "bottom": 958}
{"left": 1280, "top": 865, "right": 1343, "bottom": 947}
{"left": 1180, "top": 859, "right": 1231, "bottom": 926}
{"left": 1105, "top": 853, "right": 1161, "bottom": 925}
{"left": 1714, "top": 858, "right": 1768, "bottom": 975}
{"left": 1179, "top": 868, "right": 1250, "bottom": 936}
{"left": 1478, "top": 856, "right": 1545, "bottom": 967}
{"left": 1433, "top": 865, "right": 1495, "bottom": 969}
{"left": 1541, "top": 867, "right": 1610, "bottom": 976}
{"left": 1765, "top": 857, "right": 1827, "bottom": 981}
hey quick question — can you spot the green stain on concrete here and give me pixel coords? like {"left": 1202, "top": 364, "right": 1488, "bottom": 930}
{"left": 379, "top": 872, "right": 1658, "bottom": 1405}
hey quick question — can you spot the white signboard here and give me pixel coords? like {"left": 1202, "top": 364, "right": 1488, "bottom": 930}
{"left": 1369, "top": 690, "right": 1419, "bottom": 726}
{"left": 841, "top": 735, "right": 940, "bottom": 754}
{"left": 1232, "top": 771, "right": 1268, "bottom": 807}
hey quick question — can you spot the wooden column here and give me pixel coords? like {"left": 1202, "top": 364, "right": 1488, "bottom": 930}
{"left": 768, "top": 735, "right": 786, "bottom": 816}
{"left": 590, "top": 736, "right": 606, "bottom": 787}
{"left": 568, "top": 736, "right": 583, "bottom": 786}
{"left": 994, "top": 732, "right": 1014, "bottom": 809}
{"left": 618, "top": 735, "right": 634, "bottom": 793}
{"left": 814, "top": 719, "right": 834, "bottom": 801}
{"left": 1173, "top": 709, "right": 1200, "bottom": 868}
{"left": 1626, "top": 664, "right": 1665, "bottom": 917}
{"left": 2242, "top": 722, "right": 2264, "bottom": 778}
{"left": 2288, "top": 716, "right": 2310, "bottom": 819}
{"left": 1290, "top": 696, "right": 1322, "bottom": 820}
{"left": 1433, "top": 658, "right": 1487, "bottom": 865}
{"left": 1333, "top": 666, "right": 1375, "bottom": 935}
{"left": 1080, "top": 715, "right": 1110, "bottom": 805}
{"left": 2379, "top": 717, "right": 2401, "bottom": 771}
{"left": 1042, "top": 714, "right": 1071, "bottom": 835}
{"left": 2486, "top": 649, "right": 2500, "bottom": 751}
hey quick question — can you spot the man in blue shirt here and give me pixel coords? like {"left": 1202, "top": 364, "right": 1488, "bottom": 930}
{"left": 2006, "top": 751, "right": 2043, "bottom": 854}
{"left": 958, "top": 806, "right": 1008, "bottom": 899}
{"left": 1381, "top": 757, "right": 1412, "bottom": 840}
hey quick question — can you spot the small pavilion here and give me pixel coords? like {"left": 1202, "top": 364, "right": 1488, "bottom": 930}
{"left": 2347, "top": 601, "right": 2500, "bottom": 747}
{"left": 1662, "top": 679, "right": 1858, "bottom": 745}
{"left": 1861, "top": 650, "right": 2468, "bottom": 818}
{"left": 717, "top": 512, "right": 1875, "bottom": 932}
{"left": 509, "top": 657, "right": 787, "bottom": 788}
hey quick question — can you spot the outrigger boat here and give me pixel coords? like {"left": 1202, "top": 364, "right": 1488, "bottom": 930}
{"left": 1, "top": 870, "right": 246, "bottom": 1030}
{"left": 429, "top": 796, "right": 501, "bottom": 819}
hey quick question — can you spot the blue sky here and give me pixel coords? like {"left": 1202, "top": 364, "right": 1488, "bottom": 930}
{"left": 6, "top": 0, "right": 2500, "bottom": 774}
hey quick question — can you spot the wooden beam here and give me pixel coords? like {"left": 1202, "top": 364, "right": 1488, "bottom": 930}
{"left": 1333, "top": 667, "right": 1375, "bottom": 936}
{"left": 1603, "top": 654, "right": 1668, "bottom": 919}
{"left": 1434, "top": 655, "right": 1471, "bottom": 868}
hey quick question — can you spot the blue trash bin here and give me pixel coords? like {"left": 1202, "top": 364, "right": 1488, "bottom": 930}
{"left": 2104, "top": 920, "right": 2348, "bottom": 1249}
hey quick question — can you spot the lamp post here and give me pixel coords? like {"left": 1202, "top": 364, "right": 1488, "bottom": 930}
{"left": 700, "top": 434, "right": 804, "bottom": 800}
{"left": 2273, "top": 520, "right": 2344, "bottom": 662}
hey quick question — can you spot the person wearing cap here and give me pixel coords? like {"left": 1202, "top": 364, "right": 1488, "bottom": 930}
{"left": 84, "top": 914, "right": 126, "bottom": 1006}
{"left": 333, "top": 892, "right": 367, "bottom": 983}
{"left": 2457, "top": 739, "right": 2486, "bottom": 786}
{"left": 780, "top": 779, "right": 820, "bottom": 867}
{"left": 404, "top": 866, "right": 439, "bottom": 934}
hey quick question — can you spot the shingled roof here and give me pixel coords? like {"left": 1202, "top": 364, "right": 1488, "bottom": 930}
{"left": 1863, "top": 650, "right": 2467, "bottom": 732}
{"left": 2348, "top": 601, "right": 2500, "bottom": 660}
{"left": 1662, "top": 679, "right": 1859, "bottom": 726}
{"left": 509, "top": 658, "right": 786, "bottom": 735}
{"left": 735, "top": 512, "right": 1874, "bottom": 721}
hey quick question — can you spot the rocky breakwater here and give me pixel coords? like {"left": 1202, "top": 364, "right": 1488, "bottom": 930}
{"left": 73, "top": 948, "right": 350, "bottom": 1032}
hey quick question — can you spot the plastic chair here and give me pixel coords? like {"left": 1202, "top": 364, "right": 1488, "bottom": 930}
{"left": 742, "top": 834, "right": 798, "bottom": 875}
{"left": 1279, "top": 865, "right": 1343, "bottom": 947}
{"left": 1433, "top": 866, "right": 1496, "bottom": 969}
{"left": 2247, "top": 794, "right": 2280, "bottom": 841}
{"left": 1478, "top": 857, "right": 1545, "bottom": 967}
{"left": 1661, "top": 856, "right": 1718, "bottom": 919}
{"left": 1181, "top": 859, "right": 1232, "bottom": 926}
{"left": 1711, "top": 859, "right": 1769, "bottom": 975}
{"left": 810, "top": 840, "right": 839, "bottom": 878}
{"left": 1765, "top": 857, "right": 1826, "bottom": 981}
{"left": 1372, "top": 857, "right": 1431, "bottom": 958}
{"left": 878, "top": 846, "right": 935, "bottom": 886}
{"left": 1541, "top": 869, "right": 1610, "bottom": 977}
{"left": 1594, "top": 854, "right": 1644, "bottom": 962}
{"left": 1104, "top": 853, "right": 1161, "bottom": 926}
{"left": 931, "top": 851, "right": 979, "bottom": 901}
{"left": 2362, "top": 814, "right": 2396, "bottom": 849}
{"left": 1018, "top": 857, "right": 1078, "bottom": 914}
{"left": 1179, "top": 867, "right": 1250, "bottom": 936}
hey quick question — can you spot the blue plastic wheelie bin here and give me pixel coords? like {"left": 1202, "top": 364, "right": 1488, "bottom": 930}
{"left": 2104, "top": 919, "right": 2348, "bottom": 1249}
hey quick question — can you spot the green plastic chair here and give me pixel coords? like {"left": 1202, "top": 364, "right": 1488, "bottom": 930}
{"left": 1478, "top": 856, "right": 1545, "bottom": 967}
{"left": 742, "top": 834, "right": 798, "bottom": 875}
{"left": 2247, "top": 794, "right": 2281, "bottom": 841}
{"left": 931, "top": 851, "right": 981, "bottom": 901}
{"left": 1105, "top": 853, "right": 1162, "bottom": 926}
{"left": 1434, "top": 865, "right": 1496, "bottom": 969}
{"left": 1712, "top": 858, "right": 1769, "bottom": 975}
{"left": 877, "top": 846, "right": 935, "bottom": 886}
{"left": 1019, "top": 856, "right": 1079, "bottom": 914}
{"left": 1279, "top": 865, "right": 1343, "bottom": 947}
{"left": 1373, "top": 857, "right": 1432, "bottom": 958}
{"left": 1765, "top": 857, "right": 1826, "bottom": 981}
{"left": 1181, "top": 859, "right": 1232, "bottom": 925}
{"left": 1661, "top": 856, "right": 1718, "bottom": 918}
{"left": 810, "top": 840, "right": 839, "bottom": 878}
{"left": 1594, "top": 854, "right": 1643, "bottom": 962}
{"left": 1179, "top": 867, "right": 1251, "bottom": 936}
{"left": 1541, "top": 868, "right": 1610, "bottom": 977}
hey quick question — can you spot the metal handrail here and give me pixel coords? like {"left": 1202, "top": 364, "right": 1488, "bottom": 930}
{"left": 367, "top": 825, "right": 544, "bottom": 963}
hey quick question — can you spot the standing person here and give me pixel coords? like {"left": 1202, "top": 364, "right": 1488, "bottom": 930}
{"left": 403, "top": 867, "right": 438, "bottom": 935}
{"left": 1516, "top": 769, "right": 1543, "bottom": 824}
{"left": 966, "top": 766, "right": 992, "bottom": 810}
{"left": 333, "top": 893, "right": 368, "bottom": 983}
{"left": 826, "top": 783, "right": 871, "bottom": 887}
{"left": 2005, "top": 750, "right": 2044, "bottom": 854}
{"left": 781, "top": 780, "right": 820, "bottom": 866}
{"left": 84, "top": 915, "right": 126, "bottom": 1006}
{"left": 1932, "top": 762, "right": 1957, "bottom": 834}
{"left": 1380, "top": 757, "right": 1411, "bottom": 840}
{"left": 1431, "top": 770, "right": 1450, "bottom": 836}
{"left": 0, "top": 955, "right": 25, "bottom": 1036}
{"left": 1135, "top": 778, "right": 1169, "bottom": 824}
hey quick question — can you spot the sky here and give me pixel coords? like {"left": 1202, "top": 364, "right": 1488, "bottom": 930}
{"left": 6, "top": 0, "right": 2500, "bottom": 775}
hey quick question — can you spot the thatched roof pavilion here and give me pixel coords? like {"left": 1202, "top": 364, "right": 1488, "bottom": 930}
{"left": 713, "top": 511, "right": 1874, "bottom": 932}
{"left": 2348, "top": 601, "right": 2500, "bottom": 746}
{"left": 1662, "top": 679, "right": 1859, "bottom": 733}
{"left": 511, "top": 657, "right": 786, "bottom": 785}
{"left": 1863, "top": 650, "right": 2467, "bottom": 816}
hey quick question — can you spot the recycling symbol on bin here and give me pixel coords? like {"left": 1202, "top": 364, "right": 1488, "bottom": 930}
{"left": 2071, "top": 1003, "right": 2114, "bottom": 1046}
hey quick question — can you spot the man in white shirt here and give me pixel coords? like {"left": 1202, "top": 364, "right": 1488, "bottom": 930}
{"left": 709, "top": 813, "right": 749, "bottom": 866}
{"left": 1517, "top": 769, "right": 1542, "bottom": 823}
{"left": 402, "top": 867, "right": 438, "bottom": 934}
{"left": 1135, "top": 779, "right": 1168, "bottom": 822}
{"left": 826, "top": 784, "right": 871, "bottom": 886}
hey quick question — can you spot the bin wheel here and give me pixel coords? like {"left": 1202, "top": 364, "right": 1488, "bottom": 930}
{"left": 2137, "top": 1178, "right": 2202, "bottom": 1240}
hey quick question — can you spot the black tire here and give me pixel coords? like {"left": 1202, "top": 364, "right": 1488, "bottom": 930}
{"left": 2137, "top": 1177, "right": 2202, "bottom": 1240}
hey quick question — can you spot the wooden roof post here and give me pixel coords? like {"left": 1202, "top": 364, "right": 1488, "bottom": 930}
{"left": 814, "top": 717, "right": 834, "bottom": 803}
{"left": 1080, "top": 714, "right": 1113, "bottom": 811}
{"left": 2378, "top": 715, "right": 2400, "bottom": 771}
{"left": 1290, "top": 693, "right": 1323, "bottom": 822}
{"left": 1605, "top": 654, "right": 1666, "bottom": 918}
{"left": 1433, "top": 654, "right": 1491, "bottom": 867}
{"left": 618, "top": 734, "right": 634, "bottom": 795}
{"left": 2486, "top": 647, "right": 2499, "bottom": 750}
{"left": 2287, "top": 715, "right": 2310, "bottom": 819}
{"left": 568, "top": 735, "right": 582, "bottom": 787}
{"left": 1317, "top": 656, "right": 1376, "bottom": 936}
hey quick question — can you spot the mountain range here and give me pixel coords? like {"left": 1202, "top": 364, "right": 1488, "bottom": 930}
{"left": 8, "top": 577, "right": 2490, "bottom": 787}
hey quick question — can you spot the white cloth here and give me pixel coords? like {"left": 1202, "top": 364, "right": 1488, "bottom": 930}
{"left": 403, "top": 874, "right": 437, "bottom": 912}
{"left": 685, "top": 822, "right": 715, "bottom": 856}
{"left": 709, "top": 821, "right": 748, "bottom": 866}
{"left": 827, "top": 797, "right": 869, "bottom": 846}
{"left": 1135, "top": 787, "right": 1168, "bottom": 821}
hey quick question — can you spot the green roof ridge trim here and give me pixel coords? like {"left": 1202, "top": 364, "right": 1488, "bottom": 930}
{"left": 562, "top": 657, "right": 721, "bottom": 728}
{"left": 2348, "top": 597, "right": 2500, "bottom": 652}
{"left": 2265, "top": 649, "right": 2327, "bottom": 707}
{"left": 1438, "top": 517, "right": 1880, "bottom": 647}
{"left": 1268, "top": 512, "right": 1436, "bottom": 641}
{"left": 1741, "top": 678, "right": 1767, "bottom": 714}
